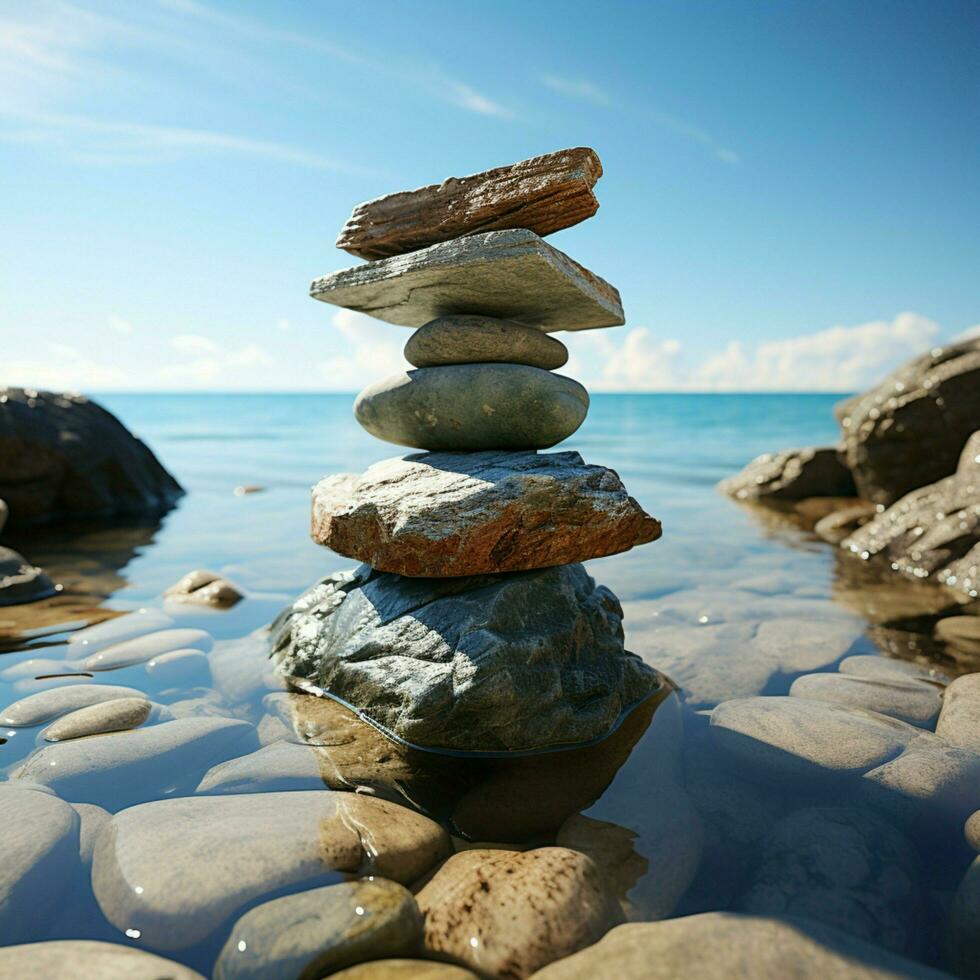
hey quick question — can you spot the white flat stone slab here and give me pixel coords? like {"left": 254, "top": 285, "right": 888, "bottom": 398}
{"left": 310, "top": 229, "right": 624, "bottom": 333}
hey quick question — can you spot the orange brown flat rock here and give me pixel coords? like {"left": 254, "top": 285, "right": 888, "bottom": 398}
{"left": 336, "top": 147, "right": 601, "bottom": 260}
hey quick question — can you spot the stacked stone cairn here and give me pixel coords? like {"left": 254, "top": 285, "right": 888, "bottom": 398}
{"left": 272, "top": 147, "right": 664, "bottom": 755}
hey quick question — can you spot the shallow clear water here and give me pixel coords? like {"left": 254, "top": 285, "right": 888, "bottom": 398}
{"left": 1, "top": 393, "right": 972, "bottom": 976}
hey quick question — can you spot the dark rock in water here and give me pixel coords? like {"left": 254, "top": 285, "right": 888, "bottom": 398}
{"left": 270, "top": 563, "right": 661, "bottom": 753}
{"left": 814, "top": 501, "right": 877, "bottom": 544}
{"left": 841, "top": 430, "right": 980, "bottom": 602}
{"left": 0, "top": 545, "right": 57, "bottom": 605}
{"left": 0, "top": 388, "right": 182, "bottom": 527}
{"left": 718, "top": 447, "right": 856, "bottom": 502}
{"left": 836, "top": 336, "right": 980, "bottom": 506}
{"left": 738, "top": 807, "right": 924, "bottom": 956}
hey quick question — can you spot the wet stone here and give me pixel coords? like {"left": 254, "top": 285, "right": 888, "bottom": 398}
{"left": 416, "top": 847, "right": 623, "bottom": 978}
{"left": 67, "top": 608, "right": 175, "bottom": 652}
{"left": 312, "top": 451, "right": 660, "bottom": 577}
{"left": 837, "top": 654, "right": 951, "bottom": 686}
{"left": 92, "top": 791, "right": 450, "bottom": 950}
{"left": 0, "top": 546, "right": 57, "bottom": 606}
{"left": 948, "top": 856, "right": 980, "bottom": 977}
{"left": 14, "top": 717, "right": 258, "bottom": 807}
{"left": 213, "top": 879, "right": 422, "bottom": 980}
{"left": 717, "top": 446, "right": 856, "bottom": 502}
{"left": 165, "top": 569, "right": 243, "bottom": 609}
{"left": 529, "top": 911, "right": 953, "bottom": 980}
{"left": 83, "top": 627, "right": 213, "bottom": 671}
{"left": 354, "top": 365, "right": 589, "bottom": 452}
{"left": 936, "top": 673, "right": 980, "bottom": 754}
{"left": 0, "top": 683, "right": 148, "bottom": 727}
{"left": 968, "top": 810, "right": 980, "bottom": 851}
{"left": 145, "top": 648, "right": 212, "bottom": 687}
{"left": 332, "top": 961, "right": 478, "bottom": 980}
{"left": 737, "top": 807, "right": 923, "bottom": 955}
{"left": 405, "top": 315, "right": 569, "bottom": 370}
{"left": 196, "top": 739, "right": 327, "bottom": 795}
{"left": 0, "top": 941, "right": 206, "bottom": 980}
{"left": 72, "top": 801, "right": 111, "bottom": 866}
{"left": 788, "top": 672, "right": 943, "bottom": 728}
{"left": 936, "top": 616, "right": 980, "bottom": 656}
{"left": 709, "top": 696, "right": 922, "bottom": 781}
{"left": 813, "top": 501, "right": 877, "bottom": 544}
{"left": 43, "top": 696, "right": 152, "bottom": 741}
{"left": 0, "top": 787, "right": 81, "bottom": 943}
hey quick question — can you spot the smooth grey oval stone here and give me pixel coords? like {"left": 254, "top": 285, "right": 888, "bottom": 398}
{"left": 1, "top": 684, "right": 148, "bottom": 727}
{"left": 405, "top": 315, "right": 568, "bottom": 370}
{"left": 354, "top": 365, "right": 589, "bottom": 451}
{"left": 84, "top": 627, "right": 213, "bottom": 671}
{"left": 43, "top": 697, "right": 152, "bottom": 742}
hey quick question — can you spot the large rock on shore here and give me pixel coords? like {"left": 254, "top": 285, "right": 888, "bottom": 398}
{"left": 354, "top": 365, "right": 589, "bottom": 452}
{"left": 836, "top": 336, "right": 980, "bottom": 506}
{"left": 842, "top": 430, "right": 980, "bottom": 602}
{"left": 336, "top": 147, "right": 602, "bottom": 260}
{"left": 718, "top": 446, "right": 856, "bottom": 502}
{"left": 0, "top": 388, "right": 182, "bottom": 527}
{"left": 312, "top": 451, "right": 660, "bottom": 577}
{"left": 270, "top": 563, "right": 661, "bottom": 753}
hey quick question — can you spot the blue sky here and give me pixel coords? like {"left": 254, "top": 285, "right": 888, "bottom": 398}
{"left": 2, "top": 0, "right": 978, "bottom": 392}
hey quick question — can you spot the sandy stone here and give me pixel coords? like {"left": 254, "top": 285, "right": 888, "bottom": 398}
{"left": 936, "top": 616, "right": 980, "bottom": 656}
{"left": 0, "top": 683, "right": 148, "bottom": 727}
{"left": 165, "top": 569, "right": 243, "bottom": 609}
{"left": 214, "top": 879, "right": 421, "bottom": 980}
{"left": 966, "top": 810, "right": 980, "bottom": 851}
{"left": 336, "top": 147, "right": 602, "bottom": 260}
{"left": 67, "top": 608, "right": 175, "bottom": 652}
{"left": 529, "top": 912, "right": 952, "bottom": 979}
{"left": 417, "top": 848, "right": 623, "bottom": 978}
{"left": 42, "top": 697, "right": 152, "bottom": 741}
{"left": 196, "top": 739, "right": 327, "bottom": 794}
{"left": 312, "top": 229, "right": 624, "bottom": 334}
{"left": 709, "top": 696, "right": 922, "bottom": 780}
{"left": 948, "top": 856, "right": 980, "bottom": 977}
{"left": 0, "top": 787, "right": 80, "bottom": 943}
{"left": 405, "top": 315, "right": 569, "bottom": 370}
{"left": 788, "top": 672, "right": 942, "bottom": 728}
{"left": 837, "top": 654, "right": 951, "bottom": 686}
{"left": 936, "top": 673, "right": 980, "bottom": 753}
{"left": 145, "top": 648, "right": 212, "bottom": 687}
{"left": 354, "top": 365, "right": 589, "bottom": 452}
{"left": 83, "top": 627, "right": 213, "bottom": 670}
{"left": 92, "top": 791, "right": 450, "bottom": 950}
{"left": 14, "top": 717, "right": 258, "bottom": 807}
{"left": 332, "top": 961, "right": 478, "bottom": 980}
{"left": 0, "top": 941, "right": 205, "bottom": 980}
{"left": 71, "top": 801, "right": 111, "bottom": 866}
{"left": 312, "top": 451, "right": 660, "bottom": 577}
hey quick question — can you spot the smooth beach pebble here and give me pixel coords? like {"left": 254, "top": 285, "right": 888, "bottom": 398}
{"left": 332, "top": 961, "right": 479, "bottom": 979}
{"left": 165, "top": 569, "right": 243, "bottom": 609}
{"left": 0, "top": 684, "right": 147, "bottom": 727}
{"left": 67, "top": 608, "right": 175, "bottom": 651}
{"left": 14, "top": 717, "right": 258, "bottom": 807}
{"left": 404, "top": 315, "right": 569, "bottom": 370}
{"left": 0, "top": 656, "right": 85, "bottom": 681}
{"left": 83, "top": 628, "right": 213, "bottom": 671}
{"left": 709, "top": 696, "right": 923, "bottom": 780}
{"left": 948, "top": 856, "right": 980, "bottom": 976}
{"left": 92, "top": 791, "right": 450, "bottom": 951}
{"left": 968, "top": 810, "right": 980, "bottom": 852}
{"left": 196, "top": 739, "right": 327, "bottom": 795}
{"left": 213, "top": 879, "right": 422, "bottom": 980}
{"left": 0, "top": 940, "right": 205, "bottom": 980}
{"left": 837, "top": 654, "right": 951, "bottom": 687}
{"left": 0, "top": 787, "right": 81, "bottom": 944}
{"left": 353, "top": 364, "right": 589, "bottom": 451}
{"left": 42, "top": 696, "right": 152, "bottom": 742}
{"left": 416, "top": 847, "right": 623, "bottom": 978}
{"left": 71, "top": 802, "right": 111, "bottom": 866}
{"left": 936, "top": 616, "right": 980, "bottom": 655}
{"left": 788, "top": 672, "right": 943, "bottom": 728}
{"left": 145, "top": 648, "right": 212, "bottom": 687}
{"left": 936, "top": 673, "right": 980, "bottom": 754}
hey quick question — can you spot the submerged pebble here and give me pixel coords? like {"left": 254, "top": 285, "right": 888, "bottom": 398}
{"left": 42, "top": 696, "right": 152, "bottom": 742}
{"left": 417, "top": 847, "right": 623, "bottom": 978}
{"left": 0, "top": 684, "right": 147, "bottom": 727}
{"left": 837, "top": 654, "right": 951, "bottom": 686}
{"left": 71, "top": 802, "right": 111, "bottom": 866}
{"left": 145, "top": 648, "right": 212, "bottom": 687}
{"left": 213, "top": 879, "right": 422, "bottom": 980}
{"left": 936, "top": 673, "right": 980, "bottom": 754}
{"left": 788, "top": 672, "right": 943, "bottom": 728}
{"left": 83, "top": 628, "right": 213, "bottom": 671}
{"left": 67, "top": 608, "right": 175, "bottom": 651}
{"left": 0, "top": 940, "right": 205, "bottom": 979}
{"left": 332, "top": 962, "right": 478, "bottom": 979}
{"left": 92, "top": 791, "right": 450, "bottom": 951}
{"left": 165, "top": 569, "right": 243, "bottom": 609}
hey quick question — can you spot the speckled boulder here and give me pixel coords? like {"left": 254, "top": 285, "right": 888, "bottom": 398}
{"left": 0, "top": 388, "right": 182, "bottom": 526}
{"left": 718, "top": 447, "right": 856, "bottom": 502}
{"left": 836, "top": 336, "right": 980, "bottom": 506}
{"left": 270, "top": 563, "right": 661, "bottom": 754}
{"left": 354, "top": 365, "right": 588, "bottom": 451}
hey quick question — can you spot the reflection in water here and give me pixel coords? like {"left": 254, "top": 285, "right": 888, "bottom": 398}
{"left": 270, "top": 679, "right": 672, "bottom": 844}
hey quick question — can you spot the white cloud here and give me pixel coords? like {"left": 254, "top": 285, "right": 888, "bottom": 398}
{"left": 953, "top": 323, "right": 980, "bottom": 342}
{"left": 316, "top": 309, "right": 408, "bottom": 390}
{"left": 170, "top": 333, "right": 220, "bottom": 354}
{"left": 276, "top": 318, "right": 290, "bottom": 332}
{"left": 0, "top": 356, "right": 128, "bottom": 390}
{"left": 108, "top": 314, "right": 134, "bottom": 334}
{"left": 157, "top": 342, "right": 275, "bottom": 385}
{"left": 446, "top": 82, "right": 511, "bottom": 118}
{"left": 541, "top": 74, "right": 610, "bottom": 106}
{"left": 567, "top": 312, "right": 943, "bottom": 392}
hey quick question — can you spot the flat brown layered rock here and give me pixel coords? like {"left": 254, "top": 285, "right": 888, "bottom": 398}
{"left": 311, "top": 451, "right": 661, "bottom": 576}
{"left": 336, "top": 147, "right": 601, "bottom": 260}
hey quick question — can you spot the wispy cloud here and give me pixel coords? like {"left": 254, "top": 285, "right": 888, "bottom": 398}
{"left": 108, "top": 315, "right": 134, "bottom": 334}
{"left": 541, "top": 74, "right": 610, "bottom": 106}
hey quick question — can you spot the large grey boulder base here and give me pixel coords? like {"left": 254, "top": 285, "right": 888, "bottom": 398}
{"left": 354, "top": 365, "right": 589, "bottom": 451}
{"left": 270, "top": 563, "right": 661, "bottom": 754}
{"left": 311, "top": 451, "right": 660, "bottom": 577}
{"left": 841, "top": 430, "right": 980, "bottom": 602}
{"left": 311, "top": 229, "right": 624, "bottom": 333}
{"left": 0, "top": 388, "right": 182, "bottom": 526}
{"left": 405, "top": 314, "right": 569, "bottom": 369}
{"left": 836, "top": 335, "right": 980, "bottom": 506}
{"left": 718, "top": 446, "right": 856, "bottom": 502}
